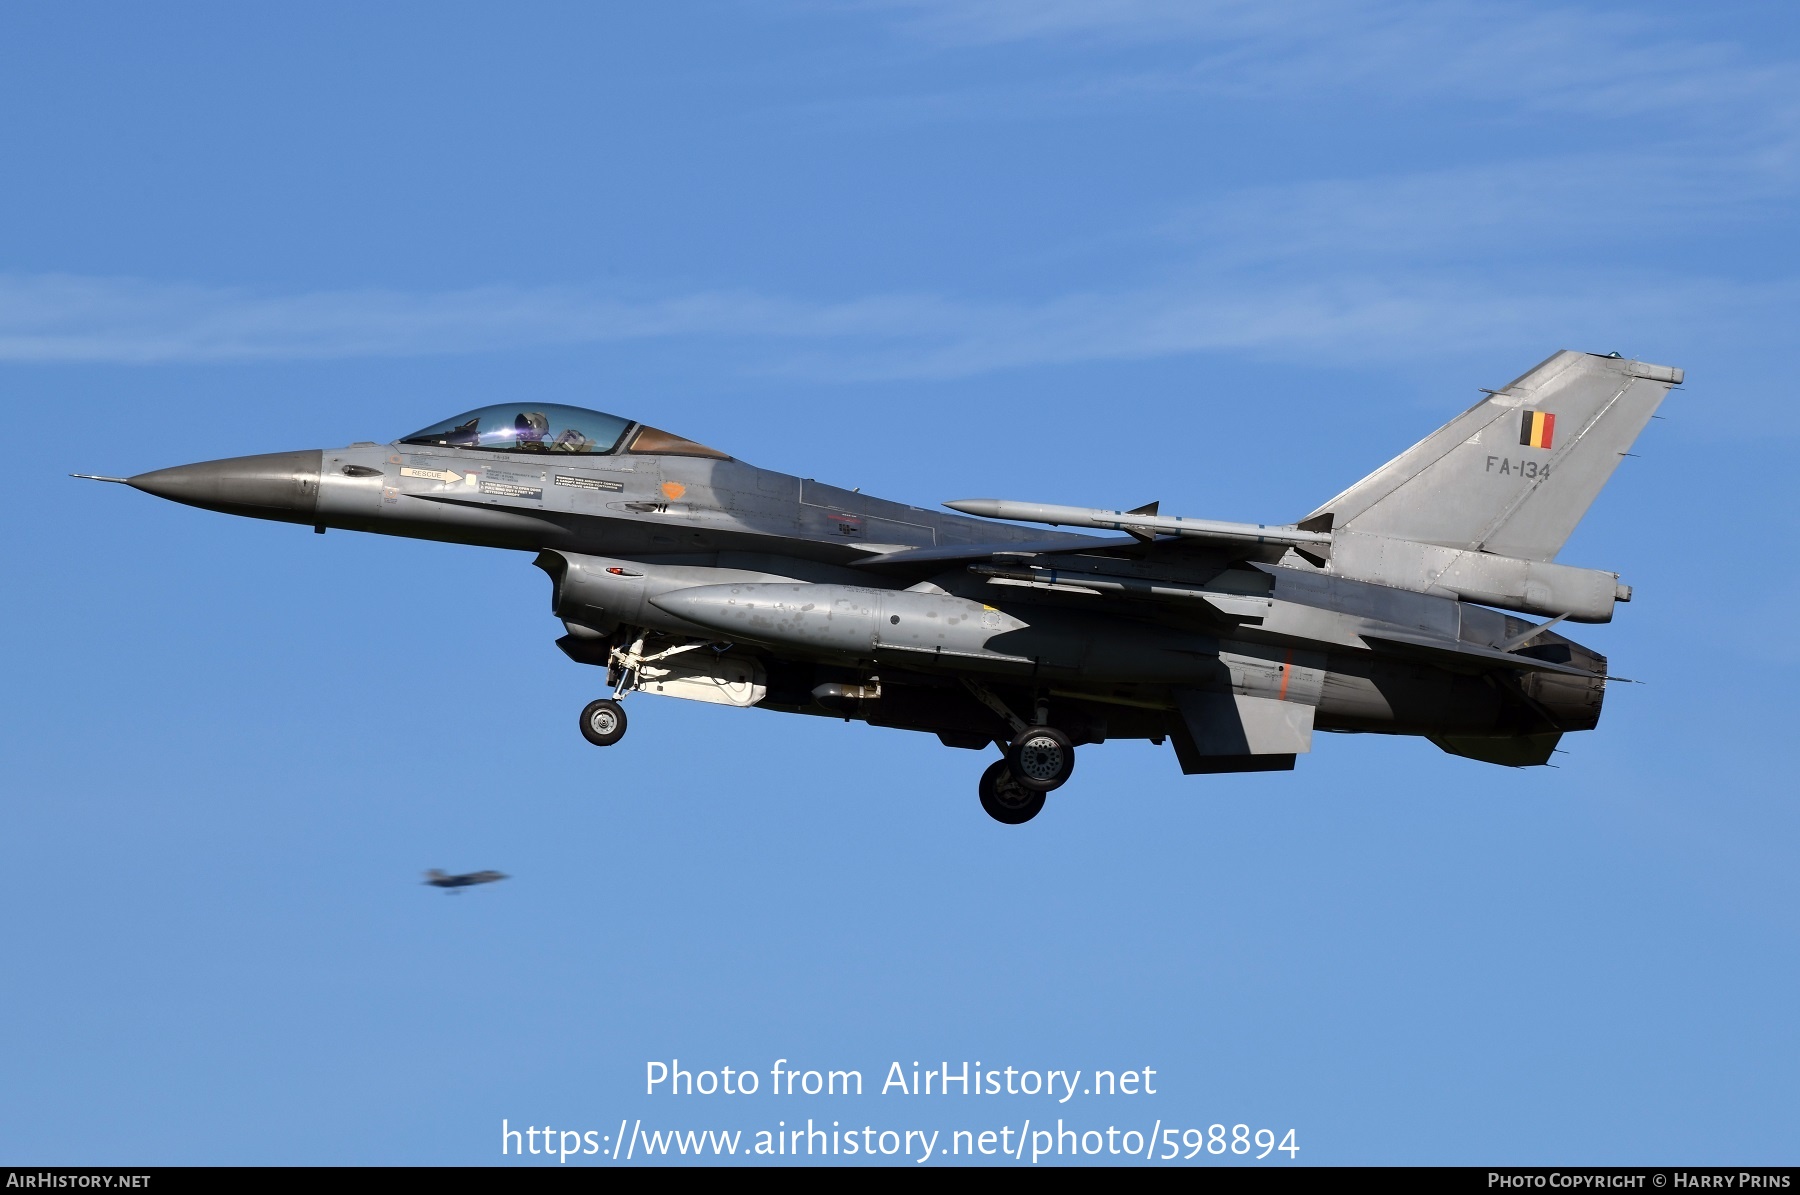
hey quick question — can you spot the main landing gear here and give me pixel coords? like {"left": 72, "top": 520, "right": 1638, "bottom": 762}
{"left": 1006, "top": 725, "right": 1076, "bottom": 791}
{"left": 979, "top": 760, "right": 1045, "bottom": 824}
{"left": 979, "top": 726, "right": 1076, "bottom": 824}
{"left": 964, "top": 682, "right": 1077, "bottom": 825}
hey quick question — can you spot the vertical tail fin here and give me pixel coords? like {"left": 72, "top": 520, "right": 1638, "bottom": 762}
{"left": 1307, "top": 351, "right": 1681, "bottom": 562}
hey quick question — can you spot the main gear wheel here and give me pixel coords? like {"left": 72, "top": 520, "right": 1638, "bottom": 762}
{"left": 979, "top": 759, "right": 1046, "bottom": 825}
{"left": 1005, "top": 726, "right": 1075, "bottom": 792}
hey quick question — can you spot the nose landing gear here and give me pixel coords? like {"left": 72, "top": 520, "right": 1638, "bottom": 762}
{"left": 579, "top": 698, "right": 628, "bottom": 747}
{"left": 576, "top": 627, "right": 646, "bottom": 748}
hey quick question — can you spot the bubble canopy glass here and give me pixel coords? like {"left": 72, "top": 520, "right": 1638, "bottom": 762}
{"left": 399, "top": 404, "right": 634, "bottom": 455}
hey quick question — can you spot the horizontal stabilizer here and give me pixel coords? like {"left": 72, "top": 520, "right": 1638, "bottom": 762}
{"left": 1174, "top": 752, "right": 1296, "bottom": 775}
{"left": 1428, "top": 732, "right": 1561, "bottom": 767}
{"left": 1360, "top": 630, "right": 1598, "bottom": 678}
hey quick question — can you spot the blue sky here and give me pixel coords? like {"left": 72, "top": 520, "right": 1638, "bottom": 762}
{"left": 2, "top": 0, "right": 1796, "bottom": 1166}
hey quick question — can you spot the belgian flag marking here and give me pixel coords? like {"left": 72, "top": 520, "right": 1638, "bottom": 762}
{"left": 1519, "top": 410, "right": 1556, "bottom": 450}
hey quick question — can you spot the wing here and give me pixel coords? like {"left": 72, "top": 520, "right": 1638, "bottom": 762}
{"left": 857, "top": 529, "right": 1607, "bottom": 680}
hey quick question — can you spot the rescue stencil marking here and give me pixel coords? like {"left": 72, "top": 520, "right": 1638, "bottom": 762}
{"left": 400, "top": 466, "right": 465, "bottom": 484}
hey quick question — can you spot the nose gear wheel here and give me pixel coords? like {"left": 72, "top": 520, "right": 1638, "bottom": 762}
{"left": 579, "top": 698, "right": 628, "bottom": 747}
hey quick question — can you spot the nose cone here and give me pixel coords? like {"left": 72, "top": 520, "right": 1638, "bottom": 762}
{"left": 129, "top": 450, "right": 324, "bottom": 522}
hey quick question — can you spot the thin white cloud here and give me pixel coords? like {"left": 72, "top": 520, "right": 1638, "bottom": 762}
{"left": 0, "top": 275, "right": 955, "bottom": 364}
{"left": 878, "top": 0, "right": 1335, "bottom": 48}
{"left": 774, "top": 273, "right": 1793, "bottom": 380}
{"left": 0, "top": 267, "right": 1786, "bottom": 382}
{"left": 3, "top": 5, "right": 1792, "bottom": 384}
{"left": 873, "top": 0, "right": 1800, "bottom": 132}
{"left": 1165, "top": 148, "right": 1798, "bottom": 267}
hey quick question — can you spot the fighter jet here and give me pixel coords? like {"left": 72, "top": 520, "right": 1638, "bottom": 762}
{"left": 80, "top": 350, "right": 1677, "bottom": 823}
{"left": 424, "top": 869, "right": 507, "bottom": 892}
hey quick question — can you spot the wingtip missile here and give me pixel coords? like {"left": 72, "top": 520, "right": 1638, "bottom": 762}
{"left": 944, "top": 499, "right": 1004, "bottom": 518}
{"left": 945, "top": 498, "right": 1332, "bottom": 549}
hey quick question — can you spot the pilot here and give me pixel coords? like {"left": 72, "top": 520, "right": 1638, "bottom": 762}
{"left": 514, "top": 411, "right": 551, "bottom": 450}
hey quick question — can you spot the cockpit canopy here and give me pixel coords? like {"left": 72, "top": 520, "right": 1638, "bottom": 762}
{"left": 399, "top": 404, "right": 727, "bottom": 459}
{"left": 400, "top": 404, "right": 632, "bottom": 455}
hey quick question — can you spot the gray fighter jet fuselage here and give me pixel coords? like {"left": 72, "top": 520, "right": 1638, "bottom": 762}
{"left": 88, "top": 351, "right": 1678, "bottom": 823}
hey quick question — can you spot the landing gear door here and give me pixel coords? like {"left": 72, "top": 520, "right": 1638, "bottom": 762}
{"left": 637, "top": 652, "right": 767, "bottom": 708}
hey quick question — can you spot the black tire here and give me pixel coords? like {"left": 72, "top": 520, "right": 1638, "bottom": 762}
{"left": 979, "top": 760, "right": 1046, "bottom": 825}
{"left": 579, "top": 698, "right": 628, "bottom": 747}
{"left": 1005, "top": 725, "right": 1075, "bottom": 792}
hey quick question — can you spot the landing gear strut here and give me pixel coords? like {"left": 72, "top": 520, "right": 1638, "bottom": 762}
{"left": 577, "top": 626, "right": 657, "bottom": 748}
{"left": 979, "top": 760, "right": 1045, "bottom": 825}
{"left": 577, "top": 627, "right": 642, "bottom": 748}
